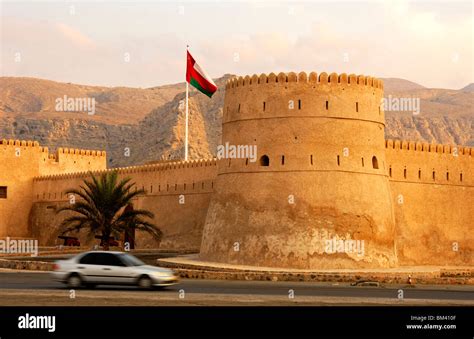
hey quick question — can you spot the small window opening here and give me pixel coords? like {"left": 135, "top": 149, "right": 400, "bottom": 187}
{"left": 259, "top": 155, "right": 270, "bottom": 166}
{"left": 0, "top": 186, "right": 8, "bottom": 199}
{"left": 372, "top": 156, "right": 379, "bottom": 169}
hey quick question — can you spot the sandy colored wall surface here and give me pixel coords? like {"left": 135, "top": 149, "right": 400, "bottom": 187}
{"left": 0, "top": 139, "right": 105, "bottom": 237}
{"left": 30, "top": 160, "right": 217, "bottom": 250}
{"left": 200, "top": 72, "right": 399, "bottom": 269}
{"left": 385, "top": 140, "right": 473, "bottom": 265}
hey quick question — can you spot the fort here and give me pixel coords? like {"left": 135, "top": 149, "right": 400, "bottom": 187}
{"left": 0, "top": 71, "right": 472, "bottom": 269}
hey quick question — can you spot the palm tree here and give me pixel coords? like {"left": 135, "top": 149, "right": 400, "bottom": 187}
{"left": 57, "top": 171, "right": 162, "bottom": 250}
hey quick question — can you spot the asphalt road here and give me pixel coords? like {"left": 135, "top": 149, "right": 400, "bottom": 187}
{"left": 0, "top": 271, "right": 473, "bottom": 302}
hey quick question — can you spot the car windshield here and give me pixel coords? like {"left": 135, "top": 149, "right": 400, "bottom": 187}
{"left": 119, "top": 254, "right": 146, "bottom": 267}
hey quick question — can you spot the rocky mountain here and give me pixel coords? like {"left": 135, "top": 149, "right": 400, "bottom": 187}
{"left": 380, "top": 78, "right": 473, "bottom": 146}
{"left": 382, "top": 78, "right": 426, "bottom": 92}
{"left": 0, "top": 75, "right": 472, "bottom": 168}
{"left": 461, "top": 83, "right": 474, "bottom": 92}
{"left": 0, "top": 76, "right": 188, "bottom": 167}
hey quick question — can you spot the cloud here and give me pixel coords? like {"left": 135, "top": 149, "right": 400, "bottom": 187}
{"left": 196, "top": 2, "right": 472, "bottom": 89}
{"left": 1, "top": 1, "right": 472, "bottom": 89}
{"left": 55, "top": 23, "right": 95, "bottom": 48}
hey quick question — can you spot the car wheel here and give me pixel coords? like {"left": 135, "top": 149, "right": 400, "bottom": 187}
{"left": 66, "top": 274, "right": 83, "bottom": 289}
{"left": 137, "top": 276, "right": 152, "bottom": 290}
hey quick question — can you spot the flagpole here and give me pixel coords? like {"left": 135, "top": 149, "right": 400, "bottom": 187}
{"left": 185, "top": 45, "right": 189, "bottom": 161}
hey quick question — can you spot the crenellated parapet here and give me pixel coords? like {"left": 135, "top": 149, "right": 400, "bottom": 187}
{"left": 223, "top": 71, "right": 384, "bottom": 125}
{"left": 385, "top": 139, "right": 473, "bottom": 156}
{"left": 56, "top": 147, "right": 107, "bottom": 157}
{"left": 385, "top": 139, "right": 473, "bottom": 185}
{"left": 225, "top": 72, "right": 383, "bottom": 90}
{"left": 0, "top": 137, "right": 107, "bottom": 184}
{"left": 0, "top": 139, "right": 106, "bottom": 158}
{"left": 1, "top": 139, "right": 40, "bottom": 147}
{"left": 33, "top": 158, "right": 217, "bottom": 181}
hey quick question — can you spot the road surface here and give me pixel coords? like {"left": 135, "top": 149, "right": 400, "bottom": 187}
{"left": 0, "top": 271, "right": 472, "bottom": 306}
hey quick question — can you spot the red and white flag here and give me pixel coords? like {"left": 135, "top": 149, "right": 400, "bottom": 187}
{"left": 186, "top": 51, "right": 217, "bottom": 98}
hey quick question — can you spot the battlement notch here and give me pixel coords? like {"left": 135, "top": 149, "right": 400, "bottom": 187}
{"left": 385, "top": 139, "right": 472, "bottom": 156}
{"left": 225, "top": 71, "right": 383, "bottom": 90}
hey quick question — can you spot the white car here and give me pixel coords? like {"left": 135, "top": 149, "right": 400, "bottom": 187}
{"left": 51, "top": 251, "right": 179, "bottom": 289}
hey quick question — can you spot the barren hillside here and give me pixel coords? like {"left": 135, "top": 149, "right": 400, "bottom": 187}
{"left": 0, "top": 75, "right": 472, "bottom": 167}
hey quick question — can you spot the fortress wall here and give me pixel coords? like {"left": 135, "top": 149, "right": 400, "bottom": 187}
{"left": 202, "top": 170, "right": 395, "bottom": 269}
{"left": 385, "top": 140, "right": 474, "bottom": 265}
{"left": 40, "top": 147, "right": 107, "bottom": 176}
{"left": 220, "top": 119, "right": 388, "bottom": 174}
{"left": 201, "top": 72, "right": 398, "bottom": 269}
{"left": 224, "top": 72, "right": 384, "bottom": 125}
{"left": 221, "top": 72, "right": 387, "bottom": 175}
{"left": 0, "top": 139, "right": 106, "bottom": 238}
{"left": 0, "top": 140, "right": 42, "bottom": 237}
{"left": 31, "top": 159, "right": 217, "bottom": 250}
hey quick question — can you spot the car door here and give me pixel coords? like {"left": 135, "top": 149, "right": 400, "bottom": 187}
{"left": 95, "top": 253, "right": 134, "bottom": 285}
{"left": 76, "top": 253, "right": 104, "bottom": 283}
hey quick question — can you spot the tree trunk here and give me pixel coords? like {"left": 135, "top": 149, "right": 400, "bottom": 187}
{"left": 101, "top": 234, "right": 110, "bottom": 251}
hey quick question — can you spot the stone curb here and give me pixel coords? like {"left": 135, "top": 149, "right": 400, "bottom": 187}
{"left": 157, "top": 260, "right": 474, "bottom": 285}
{"left": 0, "top": 258, "right": 54, "bottom": 271}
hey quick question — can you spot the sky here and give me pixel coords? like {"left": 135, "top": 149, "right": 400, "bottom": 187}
{"left": 1, "top": 0, "right": 473, "bottom": 89}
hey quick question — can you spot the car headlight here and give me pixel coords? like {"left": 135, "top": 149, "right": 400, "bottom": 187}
{"left": 152, "top": 271, "right": 173, "bottom": 278}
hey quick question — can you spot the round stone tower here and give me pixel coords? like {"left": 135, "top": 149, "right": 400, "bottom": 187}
{"left": 200, "top": 71, "right": 398, "bottom": 269}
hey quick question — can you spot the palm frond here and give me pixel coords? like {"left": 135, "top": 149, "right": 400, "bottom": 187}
{"left": 57, "top": 171, "right": 161, "bottom": 249}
